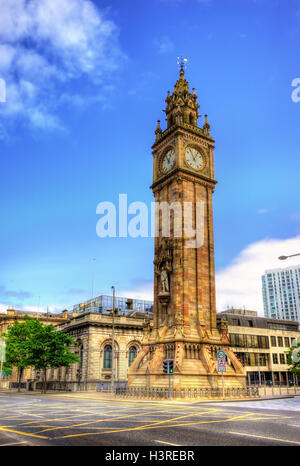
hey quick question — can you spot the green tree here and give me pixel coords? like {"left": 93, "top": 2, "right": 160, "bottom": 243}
{"left": 286, "top": 338, "right": 300, "bottom": 380}
{"left": 26, "top": 320, "right": 79, "bottom": 393}
{"left": 0, "top": 318, "right": 34, "bottom": 392}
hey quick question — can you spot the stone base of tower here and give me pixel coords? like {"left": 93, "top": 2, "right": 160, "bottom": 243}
{"left": 128, "top": 341, "right": 247, "bottom": 391}
{"left": 128, "top": 372, "right": 246, "bottom": 391}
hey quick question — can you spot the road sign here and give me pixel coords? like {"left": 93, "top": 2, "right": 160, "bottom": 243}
{"left": 217, "top": 350, "right": 226, "bottom": 373}
{"left": 217, "top": 350, "right": 226, "bottom": 360}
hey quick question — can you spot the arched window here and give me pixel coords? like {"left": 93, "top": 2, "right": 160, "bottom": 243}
{"left": 103, "top": 345, "right": 112, "bottom": 369}
{"left": 128, "top": 346, "right": 137, "bottom": 366}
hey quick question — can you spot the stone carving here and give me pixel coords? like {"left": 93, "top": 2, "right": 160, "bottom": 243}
{"left": 154, "top": 238, "right": 173, "bottom": 295}
{"left": 220, "top": 316, "right": 229, "bottom": 344}
{"left": 160, "top": 269, "right": 169, "bottom": 293}
{"left": 174, "top": 313, "right": 184, "bottom": 337}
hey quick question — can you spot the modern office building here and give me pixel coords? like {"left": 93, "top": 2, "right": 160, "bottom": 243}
{"left": 73, "top": 295, "right": 153, "bottom": 317}
{"left": 262, "top": 265, "right": 300, "bottom": 323}
{"left": 217, "top": 309, "right": 300, "bottom": 386}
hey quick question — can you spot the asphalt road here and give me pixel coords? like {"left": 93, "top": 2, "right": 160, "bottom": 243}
{"left": 0, "top": 392, "right": 300, "bottom": 446}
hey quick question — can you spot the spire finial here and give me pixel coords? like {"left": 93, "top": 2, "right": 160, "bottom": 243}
{"left": 177, "top": 56, "right": 187, "bottom": 75}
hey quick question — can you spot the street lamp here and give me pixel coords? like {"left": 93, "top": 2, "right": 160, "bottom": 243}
{"left": 111, "top": 286, "right": 116, "bottom": 396}
{"left": 279, "top": 253, "right": 300, "bottom": 261}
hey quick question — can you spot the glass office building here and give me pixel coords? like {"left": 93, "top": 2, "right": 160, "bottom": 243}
{"left": 73, "top": 295, "right": 153, "bottom": 317}
{"left": 262, "top": 265, "right": 300, "bottom": 324}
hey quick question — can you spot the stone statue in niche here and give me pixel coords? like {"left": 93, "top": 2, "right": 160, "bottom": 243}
{"left": 160, "top": 269, "right": 169, "bottom": 293}
{"left": 154, "top": 238, "right": 173, "bottom": 295}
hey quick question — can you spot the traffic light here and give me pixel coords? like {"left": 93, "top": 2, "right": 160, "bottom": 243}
{"left": 163, "top": 359, "right": 168, "bottom": 374}
{"left": 163, "top": 359, "right": 174, "bottom": 374}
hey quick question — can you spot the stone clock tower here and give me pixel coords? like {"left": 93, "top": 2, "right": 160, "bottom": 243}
{"left": 128, "top": 66, "right": 246, "bottom": 390}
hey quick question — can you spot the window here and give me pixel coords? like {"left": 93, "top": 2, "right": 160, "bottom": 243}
{"left": 246, "top": 335, "right": 252, "bottom": 348}
{"left": 128, "top": 346, "right": 137, "bottom": 366}
{"left": 103, "top": 345, "right": 112, "bottom": 369}
{"left": 279, "top": 354, "right": 285, "bottom": 364}
{"left": 232, "top": 319, "right": 240, "bottom": 326}
{"left": 252, "top": 335, "right": 258, "bottom": 348}
{"left": 278, "top": 337, "right": 283, "bottom": 347}
{"left": 272, "top": 354, "right": 278, "bottom": 364}
{"left": 285, "top": 337, "right": 290, "bottom": 347}
{"left": 271, "top": 336, "right": 277, "bottom": 347}
{"left": 247, "top": 320, "right": 254, "bottom": 327}
{"left": 238, "top": 334, "right": 245, "bottom": 347}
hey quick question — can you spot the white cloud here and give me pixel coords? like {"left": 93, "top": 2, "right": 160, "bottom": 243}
{"left": 119, "top": 279, "right": 154, "bottom": 302}
{"left": 120, "top": 235, "right": 300, "bottom": 318}
{"left": 0, "top": 0, "right": 124, "bottom": 136}
{"left": 216, "top": 235, "right": 300, "bottom": 315}
{"left": 258, "top": 208, "right": 269, "bottom": 214}
{"left": 154, "top": 36, "right": 174, "bottom": 54}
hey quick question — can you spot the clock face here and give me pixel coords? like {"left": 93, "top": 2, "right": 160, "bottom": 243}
{"left": 185, "top": 147, "right": 204, "bottom": 170}
{"left": 162, "top": 149, "right": 175, "bottom": 173}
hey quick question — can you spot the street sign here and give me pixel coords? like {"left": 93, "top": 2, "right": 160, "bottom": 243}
{"left": 217, "top": 349, "right": 226, "bottom": 360}
{"left": 217, "top": 350, "right": 226, "bottom": 373}
{"left": 218, "top": 365, "right": 226, "bottom": 373}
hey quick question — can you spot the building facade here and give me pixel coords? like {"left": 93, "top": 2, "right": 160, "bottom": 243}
{"left": 262, "top": 265, "right": 300, "bottom": 323}
{"left": 41, "top": 311, "right": 147, "bottom": 391}
{"left": 0, "top": 307, "right": 68, "bottom": 387}
{"left": 217, "top": 309, "right": 300, "bottom": 386}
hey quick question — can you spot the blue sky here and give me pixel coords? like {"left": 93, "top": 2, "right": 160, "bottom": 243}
{"left": 0, "top": 0, "right": 300, "bottom": 314}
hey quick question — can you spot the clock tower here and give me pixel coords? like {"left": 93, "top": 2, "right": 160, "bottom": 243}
{"left": 128, "top": 65, "right": 246, "bottom": 390}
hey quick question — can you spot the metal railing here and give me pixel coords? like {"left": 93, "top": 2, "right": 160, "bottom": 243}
{"left": 115, "top": 386, "right": 260, "bottom": 399}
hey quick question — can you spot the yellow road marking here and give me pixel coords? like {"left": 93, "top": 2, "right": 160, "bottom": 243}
{"left": 21, "top": 407, "right": 146, "bottom": 426}
{"left": 59, "top": 412, "right": 258, "bottom": 438}
{"left": 37, "top": 408, "right": 220, "bottom": 434}
{"left": 0, "top": 426, "right": 49, "bottom": 440}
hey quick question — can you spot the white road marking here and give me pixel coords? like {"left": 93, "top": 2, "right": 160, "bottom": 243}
{"left": 0, "top": 441, "right": 28, "bottom": 447}
{"left": 288, "top": 425, "right": 300, "bottom": 428}
{"left": 229, "top": 431, "right": 300, "bottom": 445}
{"left": 155, "top": 440, "right": 183, "bottom": 446}
{"left": 18, "top": 412, "right": 44, "bottom": 418}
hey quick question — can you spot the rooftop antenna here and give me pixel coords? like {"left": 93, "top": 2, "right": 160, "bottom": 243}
{"left": 177, "top": 56, "right": 188, "bottom": 72}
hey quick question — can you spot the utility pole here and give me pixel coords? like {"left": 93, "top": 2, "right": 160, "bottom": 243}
{"left": 111, "top": 286, "right": 115, "bottom": 396}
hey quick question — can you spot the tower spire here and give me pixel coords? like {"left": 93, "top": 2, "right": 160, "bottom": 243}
{"left": 177, "top": 56, "right": 187, "bottom": 74}
{"left": 164, "top": 57, "right": 199, "bottom": 128}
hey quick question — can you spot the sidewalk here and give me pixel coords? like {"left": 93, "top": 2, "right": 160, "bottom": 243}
{"left": 0, "top": 388, "right": 298, "bottom": 404}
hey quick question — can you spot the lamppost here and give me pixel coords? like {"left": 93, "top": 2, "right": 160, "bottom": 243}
{"left": 111, "top": 286, "right": 115, "bottom": 396}
{"left": 279, "top": 253, "right": 300, "bottom": 261}
{"left": 279, "top": 252, "right": 300, "bottom": 389}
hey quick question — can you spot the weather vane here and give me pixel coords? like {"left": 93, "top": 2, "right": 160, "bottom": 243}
{"left": 177, "top": 56, "right": 188, "bottom": 71}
